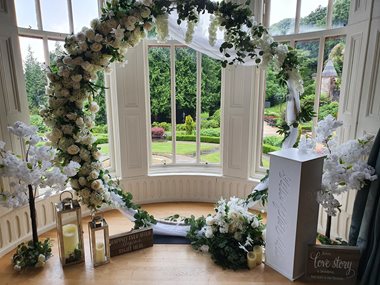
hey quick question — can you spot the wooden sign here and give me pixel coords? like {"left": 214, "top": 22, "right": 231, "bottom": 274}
{"left": 109, "top": 227, "right": 153, "bottom": 257}
{"left": 306, "top": 245, "right": 361, "bottom": 283}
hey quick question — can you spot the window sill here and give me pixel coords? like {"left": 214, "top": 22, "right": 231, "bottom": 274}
{"left": 148, "top": 164, "right": 222, "bottom": 176}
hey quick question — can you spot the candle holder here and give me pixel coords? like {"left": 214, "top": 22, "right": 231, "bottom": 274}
{"left": 55, "top": 191, "right": 85, "bottom": 266}
{"left": 88, "top": 214, "right": 110, "bottom": 267}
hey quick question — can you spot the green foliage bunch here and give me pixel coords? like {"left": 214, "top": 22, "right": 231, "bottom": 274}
{"left": 12, "top": 239, "right": 52, "bottom": 271}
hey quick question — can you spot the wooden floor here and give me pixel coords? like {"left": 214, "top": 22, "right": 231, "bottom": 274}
{"left": 0, "top": 202, "right": 323, "bottom": 285}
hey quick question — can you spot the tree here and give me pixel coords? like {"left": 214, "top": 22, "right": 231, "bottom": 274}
{"left": 175, "top": 47, "right": 197, "bottom": 122}
{"left": 148, "top": 47, "right": 171, "bottom": 122}
{"left": 24, "top": 46, "right": 47, "bottom": 114}
{"left": 269, "top": 18, "right": 295, "bottom": 35}
{"left": 201, "top": 55, "right": 221, "bottom": 116}
{"left": 93, "top": 71, "right": 108, "bottom": 126}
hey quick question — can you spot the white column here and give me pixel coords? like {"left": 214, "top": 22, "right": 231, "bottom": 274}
{"left": 265, "top": 148, "right": 325, "bottom": 281}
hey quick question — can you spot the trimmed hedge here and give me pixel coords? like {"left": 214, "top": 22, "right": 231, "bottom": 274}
{"left": 166, "top": 135, "right": 220, "bottom": 144}
{"left": 262, "top": 144, "right": 280, "bottom": 154}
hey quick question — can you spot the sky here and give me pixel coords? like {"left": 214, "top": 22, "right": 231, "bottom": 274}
{"left": 16, "top": 0, "right": 329, "bottom": 64}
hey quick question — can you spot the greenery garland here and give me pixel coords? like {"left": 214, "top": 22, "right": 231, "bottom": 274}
{"left": 42, "top": 0, "right": 304, "bottom": 229}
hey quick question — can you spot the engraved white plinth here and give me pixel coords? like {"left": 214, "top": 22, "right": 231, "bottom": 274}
{"left": 265, "top": 148, "right": 325, "bottom": 281}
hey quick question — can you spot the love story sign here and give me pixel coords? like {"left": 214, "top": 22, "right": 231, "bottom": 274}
{"left": 306, "top": 245, "right": 360, "bottom": 283}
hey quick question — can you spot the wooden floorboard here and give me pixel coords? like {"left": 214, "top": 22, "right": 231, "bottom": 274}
{"left": 0, "top": 202, "right": 324, "bottom": 285}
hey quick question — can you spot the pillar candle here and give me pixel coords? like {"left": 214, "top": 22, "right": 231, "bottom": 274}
{"left": 247, "top": 246, "right": 263, "bottom": 269}
{"left": 62, "top": 224, "right": 79, "bottom": 259}
{"left": 95, "top": 241, "right": 106, "bottom": 264}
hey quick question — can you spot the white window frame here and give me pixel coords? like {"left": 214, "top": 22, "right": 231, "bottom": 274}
{"left": 251, "top": 0, "right": 349, "bottom": 177}
{"left": 145, "top": 40, "right": 223, "bottom": 172}
{"left": 16, "top": 0, "right": 116, "bottom": 172}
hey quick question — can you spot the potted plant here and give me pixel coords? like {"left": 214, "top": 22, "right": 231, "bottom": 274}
{"left": 0, "top": 121, "right": 80, "bottom": 271}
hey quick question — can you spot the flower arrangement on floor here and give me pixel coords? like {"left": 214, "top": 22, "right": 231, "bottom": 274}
{"left": 298, "top": 115, "right": 377, "bottom": 240}
{"left": 185, "top": 197, "right": 265, "bottom": 270}
{"left": 0, "top": 122, "right": 80, "bottom": 271}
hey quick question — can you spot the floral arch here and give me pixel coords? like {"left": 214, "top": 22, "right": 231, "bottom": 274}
{"left": 42, "top": 0, "right": 304, "bottom": 259}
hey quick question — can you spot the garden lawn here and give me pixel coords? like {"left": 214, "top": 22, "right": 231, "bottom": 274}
{"left": 152, "top": 141, "right": 217, "bottom": 155}
{"left": 200, "top": 151, "right": 220, "bottom": 163}
{"left": 98, "top": 143, "right": 109, "bottom": 156}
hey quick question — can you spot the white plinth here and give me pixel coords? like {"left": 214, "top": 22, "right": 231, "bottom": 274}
{"left": 265, "top": 148, "right": 325, "bottom": 281}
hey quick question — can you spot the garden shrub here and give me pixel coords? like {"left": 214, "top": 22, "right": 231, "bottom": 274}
{"left": 200, "top": 128, "right": 220, "bottom": 137}
{"left": 262, "top": 144, "right": 280, "bottom": 154}
{"left": 151, "top": 127, "right": 165, "bottom": 139}
{"left": 92, "top": 124, "right": 108, "bottom": 134}
{"left": 95, "top": 133, "right": 108, "bottom": 144}
{"left": 152, "top": 122, "right": 171, "bottom": 131}
{"left": 185, "top": 115, "right": 194, "bottom": 135}
{"left": 30, "top": 114, "right": 49, "bottom": 133}
{"left": 263, "top": 135, "right": 283, "bottom": 147}
{"left": 166, "top": 135, "right": 220, "bottom": 144}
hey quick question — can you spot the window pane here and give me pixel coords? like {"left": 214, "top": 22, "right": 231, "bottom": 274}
{"left": 14, "top": 0, "right": 38, "bottom": 29}
{"left": 148, "top": 47, "right": 172, "bottom": 165}
{"left": 72, "top": 0, "right": 99, "bottom": 32}
{"left": 300, "top": 0, "right": 328, "bottom": 32}
{"left": 93, "top": 71, "right": 111, "bottom": 168}
{"left": 262, "top": 63, "right": 288, "bottom": 168}
{"left": 200, "top": 55, "right": 221, "bottom": 164}
{"left": 19, "top": 37, "right": 48, "bottom": 133}
{"left": 269, "top": 0, "right": 296, "bottom": 35}
{"left": 332, "top": 0, "right": 351, "bottom": 28}
{"left": 295, "top": 39, "right": 319, "bottom": 133}
{"left": 319, "top": 36, "right": 346, "bottom": 120}
{"left": 175, "top": 47, "right": 197, "bottom": 164}
{"left": 40, "top": 0, "right": 70, "bottom": 33}
{"left": 48, "top": 40, "right": 65, "bottom": 65}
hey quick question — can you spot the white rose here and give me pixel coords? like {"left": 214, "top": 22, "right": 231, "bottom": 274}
{"left": 81, "top": 188, "right": 91, "bottom": 199}
{"left": 91, "top": 42, "right": 103, "bottom": 52}
{"left": 51, "top": 128, "right": 63, "bottom": 140}
{"left": 91, "top": 179, "right": 103, "bottom": 190}
{"left": 141, "top": 7, "right": 151, "bottom": 18}
{"left": 92, "top": 150, "right": 101, "bottom": 160}
{"left": 94, "top": 34, "right": 103, "bottom": 42}
{"left": 85, "top": 29, "right": 96, "bottom": 41}
{"left": 89, "top": 102, "right": 100, "bottom": 113}
{"left": 76, "top": 117, "right": 84, "bottom": 127}
{"left": 89, "top": 170, "right": 99, "bottom": 180}
{"left": 79, "top": 176, "right": 87, "bottom": 186}
{"left": 67, "top": 144, "right": 80, "bottom": 155}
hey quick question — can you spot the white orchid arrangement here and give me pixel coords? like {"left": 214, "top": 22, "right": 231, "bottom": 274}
{"left": 299, "top": 115, "right": 377, "bottom": 217}
{"left": 0, "top": 121, "right": 80, "bottom": 271}
{"left": 0, "top": 121, "right": 80, "bottom": 209}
